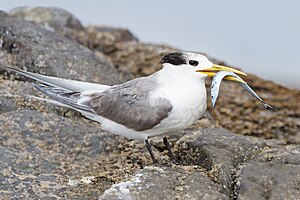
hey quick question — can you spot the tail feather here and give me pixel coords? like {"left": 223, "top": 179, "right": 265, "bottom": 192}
{"left": 32, "top": 83, "right": 93, "bottom": 113}
{"left": 28, "top": 95, "right": 105, "bottom": 123}
{"left": 1, "top": 64, "right": 107, "bottom": 123}
{"left": 0, "top": 65, "right": 111, "bottom": 92}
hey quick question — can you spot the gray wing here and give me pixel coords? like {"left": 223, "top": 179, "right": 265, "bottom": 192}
{"left": 34, "top": 76, "right": 173, "bottom": 132}
{"left": 82, "top": 76, "right": 173, "bottom": 131}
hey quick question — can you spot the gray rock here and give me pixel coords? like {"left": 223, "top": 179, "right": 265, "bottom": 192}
{"left": 0, "top": 10, "right": 135, "bottom": 198}
{"left": 100, "top": 129, "right": 300, "bottom": 200}
{"left": 236, "top": 163, "right": 300, "bottom": 200}
{"left": 0, "top": 11, "right": 121, "bottom": 85}
{"left": 175, "top": 128, "right": 268, "bottom": 196}
{"left": 171, "top": 128, "right": 299, "bottom": 199}
{"left": 253, "top": 143, "right": 300, "bottom": 165}
{"left": 100, "top": 166, "right": 228, "bottom": 200}
{"left": 8, "top": 7, "right": 138, "bottom": 54}
{"left": 9, "top": 6, "right": 84, "bottom": 36}
{"left": 234, "top": 144, "right": 300, "bottom": 199}
{"left": 0, "top": 77, "right": 146, "bottom": 199}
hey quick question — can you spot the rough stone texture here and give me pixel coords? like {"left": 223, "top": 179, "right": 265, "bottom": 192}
{"left": 9, "top": 7, "right": 85, "bottom": 42}
{"left": 235, "top": 142, "right": 300, "bottom": 199}
{"left": 99, "top": 129, "right": 300, "bottom": 199}
{"left": 237, "top": 163, "right": 300, "bottom": 200}
{"left": 176, "top": 128, "right": 267, "bottom": 196}
{"left": 0, "top": 76, "right": 160, "bottom": 199}
{"left": 100, "top": 166, "right": 228, "bottom": 200}
{"left": 0, "top": 7, "right": 299, "bottom": 199}
{"left": 85, "top": 26, "right": 138, "bottom": 54}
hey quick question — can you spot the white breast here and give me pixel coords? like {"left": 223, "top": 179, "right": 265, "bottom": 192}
{"left": 147, "top": 68, "right": 207, "bottom": 135}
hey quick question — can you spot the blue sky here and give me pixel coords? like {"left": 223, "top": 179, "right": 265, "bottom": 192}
{"left": 2, "top": 0, "right": 299, "bottom": 88}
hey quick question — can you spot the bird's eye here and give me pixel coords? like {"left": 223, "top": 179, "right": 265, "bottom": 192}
{"left": 189, "top": 60, "right": 198, "bottom": 66}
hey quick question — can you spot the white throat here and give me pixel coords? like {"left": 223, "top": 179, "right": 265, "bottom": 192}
{"left": 157, "top": 63, "right": 207, "bottom": 84}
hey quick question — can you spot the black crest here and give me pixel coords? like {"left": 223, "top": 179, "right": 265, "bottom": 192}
{"left": 160, "top": 52, "right": 187, "bottom": 66}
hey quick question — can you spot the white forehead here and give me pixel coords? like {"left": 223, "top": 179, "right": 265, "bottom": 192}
{"left": 184, "top": 52, "right": 208, "bottom": 61}
{"left": 183, "top": 52, "right": 212, "bottom": 69}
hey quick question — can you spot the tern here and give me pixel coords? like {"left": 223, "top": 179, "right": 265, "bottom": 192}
{"left": 1, "top": 52, "right": 246, "bottom": 163}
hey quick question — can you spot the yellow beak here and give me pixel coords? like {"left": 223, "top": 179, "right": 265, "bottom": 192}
{"left": 196, "top": 64, "right": 247, "bottom": 83}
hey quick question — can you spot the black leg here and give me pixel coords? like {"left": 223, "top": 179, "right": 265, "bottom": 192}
{"left": 163, "top": 137, "right": 179, "bottom": 162}
{"left": 145, "top": 139, "right": 158, "bottom": 164}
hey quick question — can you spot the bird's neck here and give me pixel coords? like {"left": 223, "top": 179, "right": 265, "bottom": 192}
{"left": 156, "top": 65, "right": 205, "bottom": 85}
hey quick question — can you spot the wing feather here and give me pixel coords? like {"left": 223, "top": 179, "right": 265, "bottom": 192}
{"left": 80, "top": 77, "right": 173, "bottom": 131}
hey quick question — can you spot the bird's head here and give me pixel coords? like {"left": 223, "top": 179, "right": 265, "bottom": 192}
{"left": 160, "top": 52, "right": 246, "bottom": 82}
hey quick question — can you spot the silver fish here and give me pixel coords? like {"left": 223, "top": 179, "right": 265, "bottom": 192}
{"left": 211, "top": 71, "right": 273, "bottom": 109}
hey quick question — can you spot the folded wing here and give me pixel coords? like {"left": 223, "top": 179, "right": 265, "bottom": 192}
{"left": 2, "top": 65, "right": 173, "bottom": 132}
